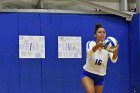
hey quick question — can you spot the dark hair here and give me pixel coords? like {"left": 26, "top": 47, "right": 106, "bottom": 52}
{"left": 94, "top": 23, "right": 102, "bottom": 34}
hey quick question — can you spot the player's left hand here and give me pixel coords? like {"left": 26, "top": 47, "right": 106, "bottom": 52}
{"left": 113, "top": 45, "right": 119, "bottom": 54}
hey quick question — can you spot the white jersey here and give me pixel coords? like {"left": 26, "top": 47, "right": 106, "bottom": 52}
{"left": 83, "top": 40, "right": 118, "bottom": 76}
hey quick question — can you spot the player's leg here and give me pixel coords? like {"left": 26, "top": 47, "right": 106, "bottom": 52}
{"left": 81, "top": 76, "right": 95, "bottom": 93}
{"left": 95, "top": 85, "right": 103, "bottom": 93}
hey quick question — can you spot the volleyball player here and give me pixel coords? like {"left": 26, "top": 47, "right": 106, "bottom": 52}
{"left": 81, "top": 23, "right": 119, "bottom": 93}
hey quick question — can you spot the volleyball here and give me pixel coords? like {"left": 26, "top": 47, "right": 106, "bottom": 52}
{"left": 104, "top": 36, "right": 118, "bottom": 52}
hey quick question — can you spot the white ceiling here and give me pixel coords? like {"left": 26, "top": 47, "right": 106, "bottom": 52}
{"left": 0, "top": 0, "right": 136, "bottom": 9}
{"left": 0, "top": 0, "right": 134, "bottom": 21}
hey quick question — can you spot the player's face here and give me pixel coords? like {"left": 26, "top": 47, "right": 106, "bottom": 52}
{"left": 95, "top": 28, "right": 106, "bottom": 42}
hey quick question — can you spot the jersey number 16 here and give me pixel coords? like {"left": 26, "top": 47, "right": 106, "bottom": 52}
{"left": 95, "top": 59, "right": 102, "bottom": 66}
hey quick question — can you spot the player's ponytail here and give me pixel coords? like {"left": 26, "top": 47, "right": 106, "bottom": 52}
{"left": 94, "top": 23, "right": 102, "bottom": 34}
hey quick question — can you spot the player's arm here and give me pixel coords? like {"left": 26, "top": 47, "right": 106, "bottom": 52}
{"left": 112, "top": 45, "right": 119, "bottom": 60}
{"left": 86, "top": 41, "right": 103, "bottom": 57}
{"left": 109, "top": 46, "right": 119, "bottom": 63}
{"left": 92, "top": 42, "right": 103, "bottom": 52}
{"left": 86, "top": 41, "right": 95, "bottom": 56}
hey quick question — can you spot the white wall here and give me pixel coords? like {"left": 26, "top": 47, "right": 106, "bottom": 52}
{"left": 129, "top": 3, "right": 136, "bottom": 11}
{"left": 93, "top": 1, "right": 120, "bottom": 10}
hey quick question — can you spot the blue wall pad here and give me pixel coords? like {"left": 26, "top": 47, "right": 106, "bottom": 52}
{"left": 0, "top": 13, "right": 139, "bottom": 93}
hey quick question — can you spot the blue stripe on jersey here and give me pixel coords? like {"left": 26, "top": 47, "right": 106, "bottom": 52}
{"left": 88, "top": 41, "right": 91, "bottom": 49}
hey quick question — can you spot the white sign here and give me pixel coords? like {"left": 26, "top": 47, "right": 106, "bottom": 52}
{"left": 58, "top": 36, "right": 82, "bottom": 58}
{"left": 19, "top": 35, "right": 45, "bottom": 58}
